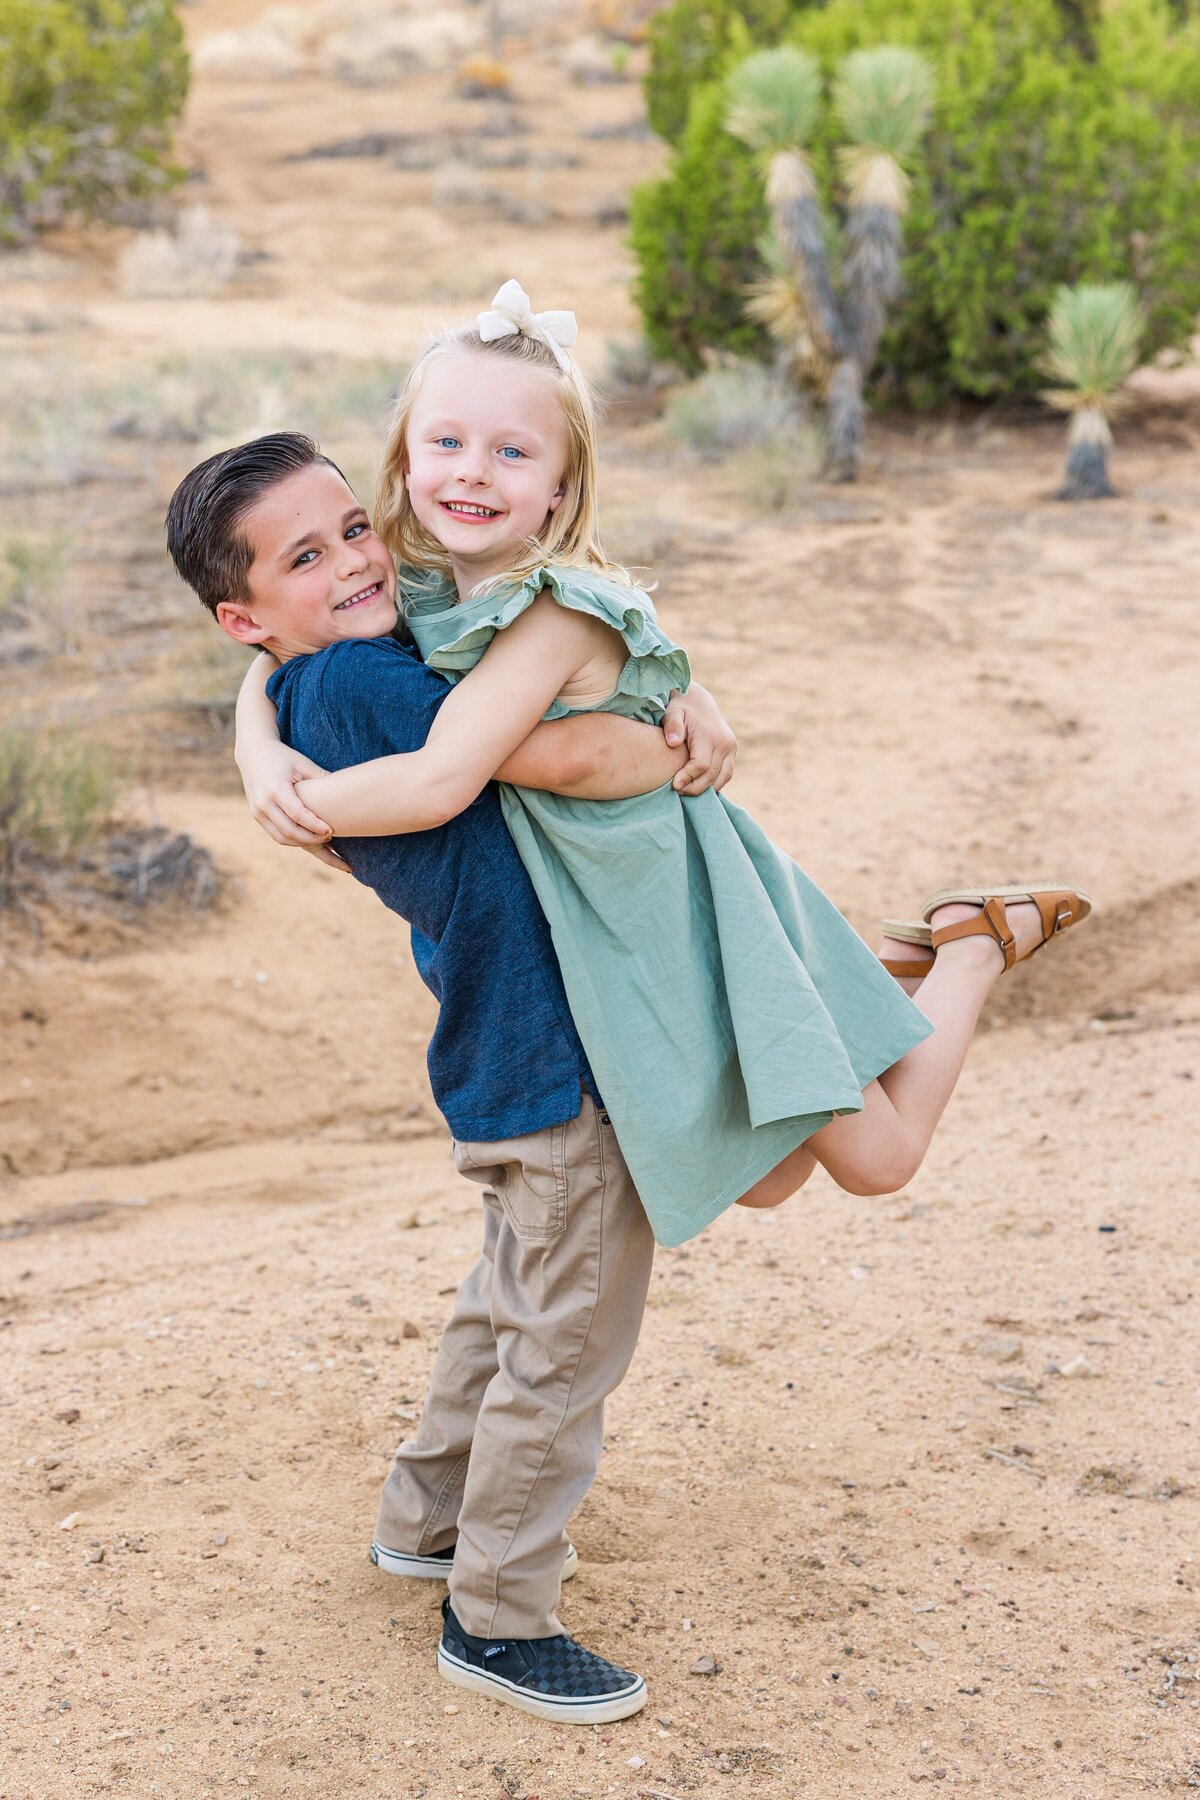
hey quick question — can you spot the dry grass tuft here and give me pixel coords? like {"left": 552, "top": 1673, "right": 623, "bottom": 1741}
{"left": 0, "top": 726, "right": 223, "bottom": 933}
{"left": 0, "top": 355, "right": 106, "bottom": 494}
{"left": 0, "top": 537, "right": 83, "bottom": 659}
{"left": 195, "top": 2, "right": 479, "bottom": 83}
{"left": 730, "top": 437, "right": 823, "bottom": 514}
{"left": 104, "top": 351, "right": 400, "bottom": 446}
{"left": 600, "top": 337, "right": 676, "bottom": 401}
{"left": 562, "top": 35, "right": 629, "bottom": 84}
{"left": 192, "top": 19, "right": 309, "bottom": 78}
{"left": 585, "top": 0, "right": 658, "bottom": 41}
{"left": 165, "top": 629, "right": 258, "bottom": 730}
{"left": 0, "top": 728, "right": 117, "bottom": 910}
{"left": 118, "top": 207, "right": 241, "bottom": 300}
{"left": 665, "top": 361, "right": 810, "bottom": 463}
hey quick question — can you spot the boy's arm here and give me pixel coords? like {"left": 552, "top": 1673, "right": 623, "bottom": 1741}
{"left": 235, "top": 653, "right": 338, "bottom": 848}
{"left": 662, "top": 683, "right": 737, "bottom": 794}
{"left": 495, "top": 714, "right": 688, "bottom": 797}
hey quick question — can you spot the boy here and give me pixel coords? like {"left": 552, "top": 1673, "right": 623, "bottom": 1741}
{"left": 166, "top": 432, "right": 733, "bottom": 1725}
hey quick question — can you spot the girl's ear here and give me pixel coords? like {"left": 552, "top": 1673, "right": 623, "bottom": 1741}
{"left": 547, "top": 480, "right": 566, "bottom": 514}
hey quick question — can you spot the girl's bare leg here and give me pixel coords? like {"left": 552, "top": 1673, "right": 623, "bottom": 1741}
{"left": 738, "top": 934, "right": 930, "bottom": 1209}
{"left": 736, "top": 1141, "right": 818, "bottom": 1209}
{"left": 806, "top": 900, "right": 1045, "bottom": 1196}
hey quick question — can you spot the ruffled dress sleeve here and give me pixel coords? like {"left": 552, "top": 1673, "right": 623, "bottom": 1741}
{"left": 402, "top": 563, "right": 690, "bottom": 722}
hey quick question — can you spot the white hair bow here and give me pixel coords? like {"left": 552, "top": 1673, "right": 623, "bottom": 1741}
{"left": 477, "top": 278, "right": 578, "bottom": 372}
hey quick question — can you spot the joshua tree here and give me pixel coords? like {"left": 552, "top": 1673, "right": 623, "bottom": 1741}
{"left": 727, "top": 43, "right": 933, "bottom": 482}
{"left": 1041, "top": 283, "right": 1145, "bottom": 500}
{"left": 727, "top": 48, "right": 843, "bottom": 397}
{"left": 826, "top": 47, "right": 932, "bottom": 480}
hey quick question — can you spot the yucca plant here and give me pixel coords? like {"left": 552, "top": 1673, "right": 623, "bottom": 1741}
{"left": 726, "top": 48, "right": 845, "bottom": 380}
{"left": 1041, "top": 283, "right": 1145, "bottom": 501}
{"left": 745, "top": 233, "right": 834, "bottom": 396}
{"left": 726, "top": 43, "right": 933, "bottom": 482}
{"left": 827, "top": 47, "right": 933, "bottom": 480}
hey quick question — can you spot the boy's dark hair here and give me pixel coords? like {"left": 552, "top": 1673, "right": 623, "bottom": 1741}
{"left": 166, "top": 432, "right": 346, "bottom": 618}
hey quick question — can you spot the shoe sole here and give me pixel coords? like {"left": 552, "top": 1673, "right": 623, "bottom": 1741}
{"left": 370, "top": 1541, "right": 579, "bottom": 1583}
{"left": 436, "top": 1645, "right": 646, "bottom": 1724}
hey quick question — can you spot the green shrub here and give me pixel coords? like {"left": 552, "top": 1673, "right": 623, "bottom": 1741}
{"left": 0, "top": 0, "right": 188, "bottom": 245}
{"left": 630, "top": 81, "right": 772, "bottom": 373}
{"left": 633, "top": 0, "right": 1200, "bottom": 402}
{"left": 644, "top": 0, "right": 809, "bottom": 142}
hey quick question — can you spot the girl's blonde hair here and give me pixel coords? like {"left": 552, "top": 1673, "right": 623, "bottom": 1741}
{"left": 374, "top": 324, "right": 634, "bottom": 588}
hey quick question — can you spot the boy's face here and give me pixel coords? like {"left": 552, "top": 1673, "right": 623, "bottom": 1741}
{"left": 216, "top": 464, "right": 398, "bottom": 661}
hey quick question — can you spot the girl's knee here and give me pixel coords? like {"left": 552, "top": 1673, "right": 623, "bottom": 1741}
{"left": 826, "top": 1134, "right": 924, "bottom": 1198}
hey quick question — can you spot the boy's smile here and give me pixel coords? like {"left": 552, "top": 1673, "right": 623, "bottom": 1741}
{"left": 215, "top": 463, "right": 398, "bottom": 661}
{"left": 404, "top": 351, "right": 568, "bottom": 594}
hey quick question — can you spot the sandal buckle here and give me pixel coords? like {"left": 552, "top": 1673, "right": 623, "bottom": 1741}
{"left": 1054, "top": 902, "right": 1072, "bottom": 934}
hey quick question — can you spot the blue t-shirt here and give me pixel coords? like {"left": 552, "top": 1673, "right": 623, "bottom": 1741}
{"left": 267, "top": 637, "right": 598, "bottom": 1142}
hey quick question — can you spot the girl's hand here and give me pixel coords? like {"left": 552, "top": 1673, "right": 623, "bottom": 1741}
{"left": 663, "top": 684, "right": 737, "bottom": 795}
{"left": 239, "top": 743, "right": 336, "bottom": 847}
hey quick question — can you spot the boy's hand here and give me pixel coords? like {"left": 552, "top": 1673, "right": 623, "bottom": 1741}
{"left": 302, "top": 843, "right": 352, "bottom": 874}
{"left": 663, "top": 685, "right": 737, "bottom": 795}
{"left": 239, "top": 743, "right": 336, "bottom": 846}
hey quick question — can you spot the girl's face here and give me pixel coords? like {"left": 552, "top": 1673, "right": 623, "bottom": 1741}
{"left": 404, "top": 350, "right": 569, "bottom": 592}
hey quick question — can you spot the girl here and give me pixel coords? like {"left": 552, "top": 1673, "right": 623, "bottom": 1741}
{"left": 235, "top": 280, "right": 1089, "bottom": 1247}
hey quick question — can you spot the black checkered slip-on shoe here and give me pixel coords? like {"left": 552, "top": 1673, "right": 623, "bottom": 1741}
{"left": 370, "top": 1538, "right": 579, "bottom": 1582}
{"left": 436, "top": 1597, "right": 646, "bottom": 1724}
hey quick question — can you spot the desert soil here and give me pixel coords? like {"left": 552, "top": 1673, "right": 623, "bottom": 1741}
{"left": 2, "top": 3, "right": 1199, "bottom": 1796}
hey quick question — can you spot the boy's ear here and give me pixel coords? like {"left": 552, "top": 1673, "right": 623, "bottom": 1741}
{"left": 215, "top": 600, "right": 273, "bottom": 646}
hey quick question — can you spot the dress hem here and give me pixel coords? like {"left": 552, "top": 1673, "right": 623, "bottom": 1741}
{"left": 643, "top": 1019, "right": 931, "bottom": 1248}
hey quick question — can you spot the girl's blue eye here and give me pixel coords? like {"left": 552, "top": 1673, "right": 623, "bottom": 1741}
{"left": 436, "top": 436, "right": 461, "bottom": 450}
{"left": 499, "top": 445, "right": 524, "bottom": 460}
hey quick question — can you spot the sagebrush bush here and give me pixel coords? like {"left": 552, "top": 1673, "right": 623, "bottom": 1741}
{"left": 118, "top": 205, "right": 240, "bottom": 298}
{"left": 0, "top": 0, "right": 188, "bottom": 245}
{"left": 634, "top": 0, "right": 1200, "bottom": 403}
{"left": 664, "top": 360, "right": 808, "bottom": 459}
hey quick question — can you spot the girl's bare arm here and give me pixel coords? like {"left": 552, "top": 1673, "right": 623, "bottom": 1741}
{"left": 498, "top": 713, "right": 688, "bottom": 798}
{"left": 295, "top": 592, "right": 596, "bottom": 835}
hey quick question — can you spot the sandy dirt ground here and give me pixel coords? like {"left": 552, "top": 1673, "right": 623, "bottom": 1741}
{"left": 3, "top": 3, "right": 1200, "bottom": 1795}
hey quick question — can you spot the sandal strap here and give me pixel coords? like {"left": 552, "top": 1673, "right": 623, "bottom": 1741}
{"left": 930, "top": 895, "right": 1017, "bottom": 971}
{"left": 1032, "top": 890, "right": 1080, "bottom": 945}
{"left": 881, "top": 951, "right": 935, "bottom": 978}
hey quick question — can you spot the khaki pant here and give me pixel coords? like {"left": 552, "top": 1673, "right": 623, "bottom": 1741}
{"left": 374, "top": 1093, "right": 655, "bottom": 1639}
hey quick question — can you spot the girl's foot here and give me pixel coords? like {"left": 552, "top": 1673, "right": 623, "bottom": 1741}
{"left": 926, "top": 886, "right": 1091, "bottom": 974}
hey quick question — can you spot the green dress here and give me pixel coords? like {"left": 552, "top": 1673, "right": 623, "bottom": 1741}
{"left": 403, "top": 563, "right": 932, "bottom": 1248}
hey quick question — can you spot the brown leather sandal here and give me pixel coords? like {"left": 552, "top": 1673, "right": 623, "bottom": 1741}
{"left": 879, "top": 917, "right": 935, "bottom": 979}
{"left": 920, "top": 886, "right": 1091, "bottom": 974}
